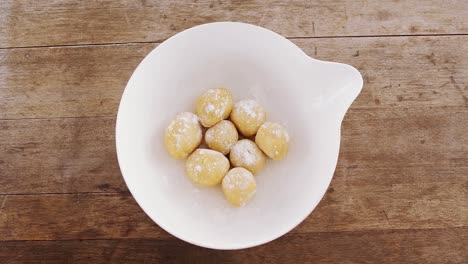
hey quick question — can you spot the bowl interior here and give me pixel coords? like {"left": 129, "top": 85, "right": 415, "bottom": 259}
{"left": 116, "top": 22, "right": 361, "bottom": 249}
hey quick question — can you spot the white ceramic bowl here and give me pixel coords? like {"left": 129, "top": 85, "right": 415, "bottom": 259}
{"left": 116, "top": 22, "right": 363, "bottom": 249}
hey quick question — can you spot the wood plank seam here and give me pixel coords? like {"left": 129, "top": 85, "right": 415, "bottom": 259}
{"left": 1, "top": 104, "right": 466, "bottom": 121}
{"left": 1, "top": 33, "right": 468, "bottom": 51}
{"left": 0, "top": 226, "right": 465, "bottom": 242}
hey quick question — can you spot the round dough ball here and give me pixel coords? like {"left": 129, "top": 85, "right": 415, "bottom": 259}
{"left": 195, "top": 88, "right": 233, "bottom": 127}
{"left": 222, "top": 167, "right": 256, "bottom": 207}
{"left": 229, "top": 139, "right": 266, "bottom": 175}
{"left": 255, "top": 122, "right": 289, "bottom": 160}
{"left": 164, "top": 112, "right": 202, "bottom": 159}
{"left": 230, "top": 99, "right": 266, "bottom": 137}
{"left": 205, "top": 120, "right": 238, "bottom": 155}
{"left": 185, "top": 149, "right": 230, "bottom": 187}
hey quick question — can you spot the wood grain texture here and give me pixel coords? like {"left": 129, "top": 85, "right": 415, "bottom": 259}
{"left": 1, "top": 0, "right": 468, "bottom": 48}
{"left": 0, "top": 117, "right": 125, "bottom": 194}
{"left": 1, "top": 36, "right": 467, "bottom": 120}
{"left": 296, "top": 165, "right": 468, "bottom": 234}
{"left": 0, "top": 193, "right": 168, "bottom": 241}
{"left": 1, "top": 108, "right": 467, "bottom": 194}
{"left": 340, "top": 107, "right": 468, "bottom": 168}
{"left": 0, "top": 44, "right": 153, "bottom": 119}
{"left": 0, "top": 228, "right": 466, "bottom": 264}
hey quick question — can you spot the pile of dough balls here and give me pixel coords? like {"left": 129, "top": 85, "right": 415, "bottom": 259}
{"left": 164, "top": 88, "right": 289, "bottom": 207}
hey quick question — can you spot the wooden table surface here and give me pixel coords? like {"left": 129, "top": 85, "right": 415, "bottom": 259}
{"left": 1, "top": 0, "right": 467, "bottom": 263}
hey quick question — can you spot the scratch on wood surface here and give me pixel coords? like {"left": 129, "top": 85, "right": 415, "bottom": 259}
{"left": 0, "top": 51, "right": 9, "bottom": 65}
{"left": 425, "top": 52, "right": 436, "bottom": 65}
{"left": 258, "top": 10, "right": 268, "bottom": 25}
{"left": 0, "top": 196, "right": 8, "bottom": 215}
{"left": 439, "top": 81, "right": 450, "bottom": 88}
{"left": 450, "top": 76, "right": 468, "bottom": 105}
{"left": 343, "top": 4, "right": 349, "bottom": 22}
{"left": 382, "top": 210, "right": 390, "bottom": 223}
{"left": 124, "top": 10, "right": 130, "bottom": 26}
{"left": 312, "top": 21, "right": 316, "bottom": 36}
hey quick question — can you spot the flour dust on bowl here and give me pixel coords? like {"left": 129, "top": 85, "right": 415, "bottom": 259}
{"left": 115, "top": 22, "right": 363, "bottom": 249}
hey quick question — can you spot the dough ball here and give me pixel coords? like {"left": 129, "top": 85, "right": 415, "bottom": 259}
{"left": 230, "top": 99, "right": 266, "bottom": 137}
{"left": 255, "top": 122, "right": 289, "bottom": 160}
{"left": 195, "top": 88, "right": 233, "bottom": 127}
{"left": 185, "top": 149, "right": 230, "bottom": 187}
{"left": 229, "top": 139, "right": 266, "bottom": 175}
{"left": 222, "top": 167, "right": 256, "bottom": 207}
{"left": 164, "top": 112, "right": 202, "bottom": 159}
{"left": 205, "top": 120, "right": 238, "bottom": 155}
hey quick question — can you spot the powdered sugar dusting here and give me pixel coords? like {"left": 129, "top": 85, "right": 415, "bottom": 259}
{"left": 235, "top": 99, "right": 264, "bottom": 120}
{"left": 205, "top": 104, "right": 215, "bottom": 113}
{"left": 187, "top": 149, "right": 228, "bottom": 183}
{"left": 231, "top": 140, "right": 258, "bottom": 165}
{"left": 222, "top": 168, "right": 256, "bottom": 206}
{"left": 266, "top": 122, "right": 289, "bottom": 142}
{"left": 216, "top": 100, "right": 228, "bottom": 117}
{"left": 198, "top": 88, "right": 232, "bottom": 122}
{"left": 205, "top": 121, "right": 238, "bottom": 154}
{"left": 167, "top": 121, "right": 175, "bottom": 130}
{"left": 207, "top": 88, "right": 217, "bottom": 95}
{"left": 223, "top": 168, "right": 254, "bottom": 191}
{"left": 166, "top": 112, "right": 201, "bottom": 148}
{"left": 178, "top": 112, "right": 199, "bottom": 126}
